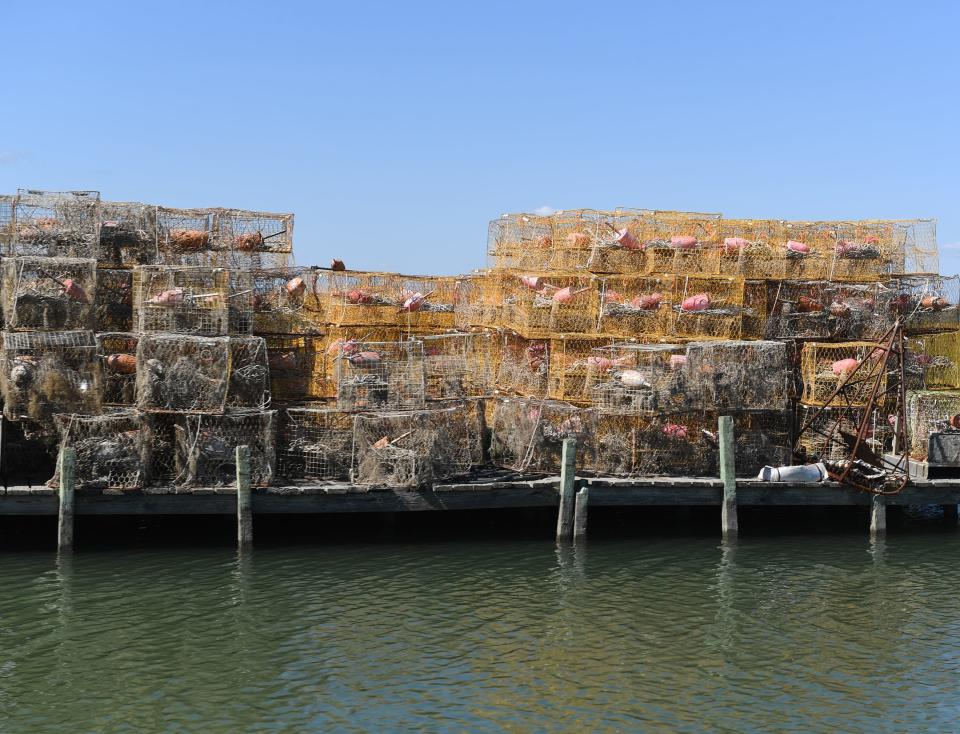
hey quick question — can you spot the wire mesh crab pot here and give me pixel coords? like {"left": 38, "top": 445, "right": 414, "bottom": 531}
{"left": 156, "top": 207, "right": 215, "bottom": 256}
{"left": 502, "top": 273, "right": 599, "bottom": 337}
{"left": 671, "top": 276, "right": 746, "bottom": 340}
{"left": 10, "top": 190, "right": 100, "bottom": 258}
{"left": 494, "top": 331, "right": 550, "bottom": 396}
{"left": 314, "top": 326, "right": 405, "bottom": 400}
{"left": 1, "top": 193, "right": 15, "bottom": 252}
{"left": 889, "top": 219, "right": 938, "bottom": 276}
{"left": 591, "top": 413, "right": 719, "bottom": 477}
{"left": 336, "top": 339, "right": 425, "bottom": 412}
{"left": 320, "top": 271, "right": 404, "bottom": 327}
{"left": 397, "top": 275, "right": 458, "bottom": 330}
{"left": 597, "top": 275, "right": 675, "bottom": 338}
{"left": 548, "top": 334, "right": 614, "bottom": 404}
{"left": 173, "top": 410, "right": 277, "bottom": 487}
{"left": 265, "top": 334, "right": 318, "bottom": 401}
{"left": 800, "top": 341, "right": 888, "bottom": 407}
{"left": 795, "top": 404, "right": 890, "bottom": 464}
{"left": 98, "top": 201, "right": 158, "bottom": 267}
{"left": 823, "top": 282, "right": 897, "bottom": 342}
{"left": 213, "top": 208, "right": 293, "bottom": 255}
{"left": 486, "top": 213, "right": 554, "bottom": 271}
{"left": 135, "top": 334, "right": 230, "bottom": 414}
{"left": 740, "top": 280, "right": 769, "bottom": 340}
{"left": 489, "top": 398, "right": 595, "bottom": 473}
{"left": 896, "top": 275, "right": 960, "bottom": 334}
{"left": 2, "top": 256, "right": 97, "bottom": 331}
{"left": 97, "top": 332, "right": 138, "bottom": 406}
{"left": 94, "top": 268, "right": 133, "bottom": 332}
{"left": 779, "top": 221, "right": 835, "bottom": 280}
{"left": 578, "top": 209, "right": 657, "bottom": 274}
{"left": 52, "top": 410, "right": 150, "bottom": 490}
{"left": 906, "top": 390, "right": 960, "bottom": 461}
{"left": 549, "top": 209, "right": 616, "bottom": 272}
{"left": 251, "top": 267, "right": 325, "bottom": 334}
{"left": 765, "top": 280, "right": 834, "bottom": 340}
{"left": 909, "top": 331, "right": 960, "bottom": 390}
{"left": 587, "top": 343, "right": 693, "bottom": 415}
{"left": 227, "top": 269, "right": 255, "bottom": 335}
{"left": 228, "top": 336, "right": 271, "bottom": 409}
{"left": 420, "top": 331, "right": 495, "bottom": 400}
{"left": 638, "top": 212, "right": 722, "bottom": 276}
{"left": 827, "top": 221, "right": 896, "bottom": 282}
{"left": 453, "top": 271, "right": 502, "bottom": 330}
{"left": 734, "top": 411, "right": 793, "bottom": 475}
{"left": 133, "top": 265, "right": 230, "bottom": 335}
{"left": 1, "top": 330, "right": 102, "bottom": 424}
{"left": 278, "top": 405, "right": 355, "bottom": 482}
{"left": 712, "top": 220, "right": 787, "bottom": 279}
{"left": 685, "top": 340, "right": 789, "bottom": 412}
{"left": 352, "top": 402, "right": 484, "bottom": 487}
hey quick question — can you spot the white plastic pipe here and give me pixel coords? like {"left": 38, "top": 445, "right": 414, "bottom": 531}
{"left": 757, "top": 463, "right": 827, "bottom": 483}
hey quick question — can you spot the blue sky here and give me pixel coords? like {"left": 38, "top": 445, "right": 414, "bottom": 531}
{"left": 1, "top": 0, "right": 958, "bottom": 275}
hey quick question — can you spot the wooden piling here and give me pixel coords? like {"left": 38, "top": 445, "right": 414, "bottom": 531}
{"left": 870, "top": 494, "right": 886, "bottom": 537}
{"left": 57, "top": 447, "right": 76, "bottom": 552}
{"left": 236, "top": 446, "right": 253, "bottom": 548}
{"left": 556, "top": 438, "right": 577, "bottom": 542}
{"left": 718, "top": 415, "right": 738, "bottom": 539}
{"left": 574, "top": 486, "right": 589, "bottom": 540}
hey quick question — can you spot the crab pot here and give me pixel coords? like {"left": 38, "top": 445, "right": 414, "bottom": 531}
{"left": 779, "top": 221, "right": 835, "bottom": 280}
{"left": 740, "top": 280, "right": 769, "bottom": 340}
{"left": 548, "top": 335, "right": 614, "bottom": 404}
{"left": 827, "top": 221, "right": 895, "bottom": 282}
{"left": 11, "top": 189, "right": 100, "bottom": 258}
{"left": 336, "top": 339, "right": 425, "bottom": 412}
{"left": 453, "top": 271, "right": 502, "bottom": 330}
{"left": 671, "top": 276, "right": 746, "bottom": 340}
{"left": 824, "top": 282, "right": 897, "bottom": 342}
{"left": 685, "top": 340, "right": 789, "bottom": 413}
{"left": 589, "top": 413, "right": 719, "bottom": 477}
{"left": 712, "top": 220, "right": 788, "bottom": 279}
{"left": 800, "top": 341, "right": 888, "bottom": 407}
{"left": 890, "top": 218, "right": 938, "bottom": 276}
{"left": 494, "top": 331, "right": 550, "bottom": 397}
{"left": 2, "top": 256, "right": 97, "bottom": 331}
{"left": 598, "top": 275, "right": 675, "bottom": 338}
{"left": 98, "top": 332, "right": 139, "bottom": 406}
{"left": 420, "top": 331, "right": 495, "bottom": 400}
{"left": 279, "top": 405, "right": 355, "bottom": 481}
{"left": 733, "top": 411, "right": 793, "bottom": 475}
{"left": 133, "top": 265, "right": 230, "bottom": 335}
{"left": 486, "top": 213, "right": 554, "bottom": 271}
{"left": 795, "top": 404, "right": 889, "bottom": 464}
{"left": 578, "top": 209, "right": 653, "bottom": 274}
{"left": 227, "top": 269, "right": 255, "bottom": 335}
{"left": 498, "top": 270, "right": 552, "bottom": 337}
{"left": 396, "top": 275, "right": 458, "bottom": 330}
{"left": 489, "top": 397, "right": 595, "bottom": 473}
{"left": 157, "top": 247, "right": 292, "bottom": 271}
{"left": 352, "top": 402, "right": 483, "bottom": 487}
{"left": 909, "top": 331, "right": 960, "bottom": 389}
{"left": 156, "top": 207, "right": 215, "bottom": 255}
{"left": 52, "top": 410, "right": 149, "bottom": 490}
{"left": 135, "top": 334, "right": 230, "bottom": 414}
{"left": 173, "top": 410, "right": 277, "bottom": 487}
{"left": 251, "top": 267, "right": 325, "bottom": 334}
{"left": 549, "top": 209, "right": 613, "bottom": 272}
{"left": 1, "top": 330, "right": 102, "bottom": 424}
{"left": 588, "top": 343, "right": 694, "bottom": 415}
{"left": 639, "top": 212, "right": 722, "bottom": 276}
{"left": 0, "top": 194, "right": 14, "bottom": 251}
{"left": 503, "top": 273, "right": 599, "bottom": 337}
{"left": 228, "top": 336, "right": 271, "bottom": 409}
{"left": 98, "top": 201, "right": 158, "bottom": 267}
{"left": 896, "top": 275, "right": 960, "bottom": 334}
{"left": 320, "top": 270, "right": 404, "bottom": 327}
{"left": 213, "top": 208, "right": 293, "bottom": 254}
{"left": 765, "top": 280, "right": 834, "bottom": 340}
{"left": 906, "top": 390, "right": 960, "bottom": 461}
{"left": 314, "top": 326, "right": 403, "bottom": 400}
{"left": 94, "top": 268, "right": 134, "bottom": 332}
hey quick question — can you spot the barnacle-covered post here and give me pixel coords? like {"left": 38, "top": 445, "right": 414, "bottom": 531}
{"left": 57, "top": 446, "right": 75, "bottom": 551}
{"left": 556, "top": 437, "right": 577, "bottom": 542}
{"left": 718, "top": 415, "right": 738, "bottom": 539}
{"left": 236, "top": 445, "right": 252, "bottom": 548}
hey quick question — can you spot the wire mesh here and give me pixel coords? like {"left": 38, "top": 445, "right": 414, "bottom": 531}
{"left": 52, "top": 410, "right": 149, "bottom": 490}
{"left": 896, "top": 275, "right": 960, "bottom": 334}
{"left": 133, "top": 265, "right": 230, "bottom": 335}
{"left": 779, "top": 221, "right": 835, "bottom": 279}
{"left": 906, "top": 390, "right": 960, "bottom": 461}
{"left": 581, "top": 209, "right": 653, "bottom": 274}
{"left": 740, "top": 280, "right": 769, "bottom": 340}
{"left": 279, "top": 405, "right": 355, "bottom": 482}
{"left": 890, "top": 218, "right": 938, "bottom": 276}
{"left": 671, "top": 276, "right": 746, "bottom": 340}
{"left": 827, "top": 221, "right": 896, "bottom": 282}
{"left": 2, "top": 256, "right": 96, "bottom": 331}
{"left": 494, "top": 331, "right": 550, "bottom": 397}
{"left": 765, "top": 280, "right": 834, "bottom": 340}
{"left": 94, "top": 268, "right": 133, "bottom": 332}
{"left": 397, "top": 275, "right": 458, "bottom": 330}
{"left": 228, "top": 336, "right": 271, "bottom": 409}
{"left": 591, "top": 413, "right": 719, "bottom": 477}
{"left": 135, "top": 334, "right": 230, "bottom": 413}
{"left": 489, "top": 398, "right": 594, "bottom": 473}
{"left": 587, "top": 343, "right": 693, "bottom": 415}
{"left": 98, "top": 201, "right": 158, "bottom": 267}
{"left": 795, "top": 404, "right": 890, "bottom": 464}
{"left": 712, "top": 220, "right": 787, "bottom": 279}
{"left": 97, "top": 332, "right": 138, "bottom": 406}
{"left": 548, "top": 335, "right": 614, "bottom": 404}
{"left": 800, "top": 341, "right": 888, "bottom": 407}
{"left": 11, "top": 189, "right": 100, "bottom": 258}
{"left": 227, "top": 269, "right": 255, "bottom": 335}
{"left": 734, "top": 411, "right": 794, "bottom": 476}
{"left": 320, "top": 270, "right": 405, "bottom": 327}
{"left": 501, "top": 273, "right": 599, "bottom": 337}
{"left": 173, "top": 410, "right": 276, "bottom": 487}
{"left": 251, "top": 267, "right": 325, "bottom": 334}
{"left": 486, "top": 213, "right": 554, "bottom": 271}
{"left": 597, "top": 275, "right": 675, "bottom": 338}
{"left": 1, "top": 330, "right": 102, "bottom": 424}
{"left": 213, "top": 208, "right": 294, "bottom": 254}
{"left": 335, "top": 339, "right": 425, "bottom": 411}
{"left": 639, "top": 212, "right": 722, "bottom": 276}
{"left": 156, "top": 207, "right": 215, "bottom": 255}
{"left": 453, "top": 271, "right": 502, "bottom": 330}
{"left": 314, "top": 327, "right": 404, "bottom": 400}
{"left": 420, "top": 331, "right": 495, "bottom": 400}
{"left": 685, "top": 340, "right": 789, "bottom": 412}
{"left": 265, "top": 334, "right": 318, "bottom": 401}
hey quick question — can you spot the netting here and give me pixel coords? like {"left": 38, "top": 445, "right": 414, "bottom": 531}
{"left": 250, "top": 267, "right": 325, "bottom": 334}
{"left": 890, "top": 218, "right": 938, "bottom": 276}
{"left": 638, "top": 212, "right": 722, "bottom": 276}
{"left": 501, "top": 273, "right": 598, "bottom": 337}
{"left": 494, "top": 331, "right": 550, "bottom": 396}
{"left": 133, "top": 265, "right": 230, "bottom": 335}
{"left": 335, "top": 339, "right": 425, "bottom": 411}
{"left": 489, "top": 398, "right": 594, "bottom": 473}
{"left": 779, "top": 221, "right": 835, "bottom": 280}
{"left": 228, "top": 336, "right": 271, "bottom": 409}
{"left": 906, "top": 390, "right": 960, "bottom": 460}
{"left": 800, "top": 341, "right": 888, "bottom": 407}
{"left": 420, "top": 331, "right": 495, "bottom": 400}
{"left": 352, "top": 402, "right": 484, "bottom": 487}
{"left": 213, "top": 208, "right": 294, "bottom": 254}
{"left": 98, "top": 201, "right": 158, "bottom": 267}
{"left": 320, "top": 271, "right": 405, "bottom": 327}
{"left": 397, "top": 275, "right": 457, "bottom": 330}
{"left": 796, "top": 405, "right": 890, "bottom": 463}
{"left": 1, "top": 330, "right": 101, "bottom": 424}
{"left": 156, "top": 207, "right": 215, "bottom": 255}
{"left": 685, "top": 340, "right": 789, "bottom": 412}
{"left": 713, "top": 220, "right": 787, "bottom": 279}
{"left": 587, "top": 343, "right": 693, "bottom": 415}
{"left": 671, "top": 276, "right": 746, "bottom": 340}
{"left": 97, "top": 332, "right": 138, "bottom": 406}
{"left": 548, "top": 335, "right": 614, "bottom": 404}
{"left": 135, "top": 334, "right": 230, "bottom": 413}
{"left": 827, "top": 221, "right": 896, "bottom": 282}
{"left": 486, "top": 213, "right": 554, "bottom": 271}
{"left": 173, "top": 410, "right": 276, "bottom": 487}
{"left": 279, "top": 406, "right": 355, "bottom": 481}
{"left": 597, "top": 275, "right": 675, "bottom": 338}
{"left": 52, "top": 410, "right": 149, "bottom": 490}
{"left": 227, "top": 269, "right": 255, "bottom": 335}
{"left": 94, "top": 268, "right": 134, "bottom": 332}
{"left": 453, "top": 271, "right": 501, "bottom": 330}
{"left": 11, "top": 190, "right": 100, "bottom": 258}
{"left": 896, "top": 275, "right": 960, "bottom": 334}
{"left": 2, "top": 256, "right": 96, "bottom": 331}
{"left": 591, "top": 413, "right": 719, "bottom": 477}
{"left": 909, "top": 331, "right": 960, "bottom": 389}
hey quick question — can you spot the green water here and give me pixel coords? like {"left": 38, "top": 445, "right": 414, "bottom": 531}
{"left": 1, "top": 528, "right": 959, "bottom": 733}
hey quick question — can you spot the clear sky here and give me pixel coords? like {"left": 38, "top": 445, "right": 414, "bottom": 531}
{"left": 1, "top": 0, "right": 957, "bottom": 275}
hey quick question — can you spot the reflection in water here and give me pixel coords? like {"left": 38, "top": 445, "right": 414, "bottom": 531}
{"left": 0, "top": 535, "right": 958, "bottom": 732}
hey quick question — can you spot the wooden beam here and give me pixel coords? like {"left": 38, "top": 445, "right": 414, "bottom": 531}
{"left": 574, "top": 486, "right": 589, "bottom": 540}
{"left": 718, "top": 415, "right": 738, "bottom": 539}
{"left": 556, "top": 438, "right": 577, "bottom": 542}
{"left": 236, "top": 446, "right": 253, "bottom": 548}
{"left": 57, "top": 448, "right": 76, "bottom": 551}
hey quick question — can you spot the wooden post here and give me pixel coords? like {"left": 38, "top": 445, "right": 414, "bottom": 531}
{"left": 870, "top": 494, "right": 886, "bottom": 537}
{"left": 236, "top": 446, "right": 253, "bottom": 548}
{"left": 57, "top": 447, "right": 76, "bottom": 552}
{"left": 574, "top": 486, "right": 589, "bottom": 540}
{"left": 556, "top": 438, "right": 577, "bottom": 542}
{"left": 718, "top": 415, "right": 738, "bottom": 539}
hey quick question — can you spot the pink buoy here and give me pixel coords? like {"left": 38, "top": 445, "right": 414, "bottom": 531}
{"left": 616, "top": 228, "right": 641, "bottom": 250}
{"left": 670, "top": 235, "right": 698, "bottom": 249}
{"left": 786, "top": 240, "right": 810, "bottom": 254}
{"left": 669, "top": 354, "right": 687, "bottom": 370}
{"left": 723, "top": 237, "right": 749, "bottom": 254}
{"left": 681, "top": 293, "right": 711, "bottom": 312}
{"left": 831, "top": 358, "right": 860, "bottom": 376}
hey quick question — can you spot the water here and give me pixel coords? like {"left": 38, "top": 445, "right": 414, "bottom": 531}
{"left": 1, "top": 523, "right": 959, "bottom": 732}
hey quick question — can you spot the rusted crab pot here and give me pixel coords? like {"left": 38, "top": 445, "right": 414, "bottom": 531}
{"left": 586, "top": 342, "right": 694, "bottom": 415}
{"left": 50, "top": 410, "right": 151, "bottom": 491}
{"left": 133, "top": 265, "right": 230, "bottom": 336}
{"left": 249, "top": 267, "right": 326, "bottom": 335}
{"left": 489, "top": 397, "right": 596, "bottom": 474}
{"left": 212, "top": 208, "right": 294, "bottom": 255}
{"left": 10, "top": 190, "right": 100, "bottom": 259}
{"left": 98, "top": 201, "right": 159, "bottom": 267}
{"left": 278, "top": 403, "right": 355, "bottom": 482}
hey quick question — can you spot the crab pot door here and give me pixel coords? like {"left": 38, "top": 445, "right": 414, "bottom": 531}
{"left": 156, "top": 207, "right": 215, "bottom": 256}
{"left": 420, "top": 332, "right": 494, "bottom": 400}
{"left": 95, "top": 269, "right": 134, "bottom": 332}
{"left": 909, "top": 332, "right": 960, "bottom": 390}
{"left": 98, "top": 201, "right": 159, "bottom": 267}
{"left": 899, "top": 275, "right": 960, "bottom": 335}
{"left": 53, "top": 410, "right": 149, "bottom": 490}
{"left": 598, "top": 275, "right": 674, "bottom": 338}
{"left": 800, "top": 341, "right": 888, "bottom": 408}
{"left": 135, "top": 334, "right": 230, "bottom": 414}
{"left": 1, "top": 330, "right": 102, "bottom": 424}
{"left": 173, "top": 410, "right": 277, "bottom": 487}
{"left": 766, "top": 281, "right": 832, "bottom": 340}
{"left": 227, "top": 336, "right": 271, "bottom": 409}
{"left": 486, "top": 213, "right": 553, "bottom": 271}
{"left": 671, "top": 276, "right": 746, "bottom": 340}
{"left": 252, "top": 268, "right": 325, "bottom": 334}
{"left": 588, "top": 343, "right": 692, "bottom": 415}
{"left": 495, "top": 332, "right": 550, "bottom": 396}
{"left": 279, "top": 406, "right": 355, "bottom": 481}
{"left": 2, "top": 256, "right": 97, "bottom": 331}
{"left": 906, "top": 390, "right": 960, "bottom": 461}
{"left": 12, "top": 190, "right": 100, "bottom": 258}
{"left": 336, "top": 339, "right": 425, "bottom": 412}
{"left": 398, "top": 276, "right": 457, "bottom": 330}
{"left": 214, "top": 209, "right": 293, "bottom": 254}
{"left": 133, "top": 265, "right": 230, "bottom": 336}
{"left": 489, "top": 398, "right": 596, "bottom": 473}
{"left": 685, "top": 340, "right": 789, "bottom": 412}
{"left": 98, "top": 332, "right": 139, "bottom": 406}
